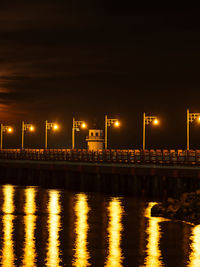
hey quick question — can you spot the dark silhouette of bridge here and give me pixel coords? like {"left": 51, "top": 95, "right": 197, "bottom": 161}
{"left": 0, "top": 149, "right": 200, "bottom": 197}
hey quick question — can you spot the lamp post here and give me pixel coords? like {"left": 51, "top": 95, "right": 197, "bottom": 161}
{"left": 187, "top": 108, "right": 200, "bottom": 150}
{"left": 143, "top": 113, "right": 159, "bottom": 150}
{"left": 45, "top": 120, "right": 58, "bottom": 149}
{"left": 22, "top": 121, "right": 35, "bottom": 149}
{"left": 0, "top": 124, "right": 13, "bottom": 149}
{"left": 105, "top": 115, "right": 120, "bottom": 149}
{"left": 72, "top": 117, "right": 86, "bottom": 149}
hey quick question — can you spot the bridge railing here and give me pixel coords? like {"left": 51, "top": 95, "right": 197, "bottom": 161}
{"left": 0, "top": 149, "right": 200, "bottom": 165}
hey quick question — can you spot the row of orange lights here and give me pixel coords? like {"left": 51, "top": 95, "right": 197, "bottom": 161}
{"left": 3, "top": 120, "right": 120, "bottom": 134}
{"left": 5, "top": 114, "right": 200, "bottom": 134}
{"left": 2, "top": 118, "right": 156, "bottom": 134}
{"left": 3, "top": 124, "right": 58, "bottom": 133}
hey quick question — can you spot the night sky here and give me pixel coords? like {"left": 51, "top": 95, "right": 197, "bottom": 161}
{"left": 1, "top": 4, "right": 200, "bottom": 149}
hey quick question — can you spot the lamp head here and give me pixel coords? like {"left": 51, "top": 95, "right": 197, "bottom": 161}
{"left": 53, "top": 124, "right": 58, "bottom": 130}
{"left": 29, "top": 125, "right": 34, "bottom": 131}
{"left": 114, "top": 120, "right": 120, "bottom": 127}
{"left": 153, "top": 119, "right": 159, "bottom": 125}
{"left": 81, "top": 122, "right": 87, "bottom": 129}
{"left": 7, "top": 127, "right": 13, "bottom": 133}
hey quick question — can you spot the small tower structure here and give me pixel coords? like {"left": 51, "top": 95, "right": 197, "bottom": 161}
{"left": 86, "top": 129, "right": 104, "bottom": 150}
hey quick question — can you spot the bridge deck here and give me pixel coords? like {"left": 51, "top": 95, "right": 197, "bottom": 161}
{"left": 0, "top": 148, "right": 200, "bottom": 166}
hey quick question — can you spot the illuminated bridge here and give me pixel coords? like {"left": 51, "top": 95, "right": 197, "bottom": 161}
{"left": 0, "top": 149, "right": 200, "bottom": 197}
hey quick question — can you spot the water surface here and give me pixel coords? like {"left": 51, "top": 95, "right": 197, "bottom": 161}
{"left": 0, "top": 184, "right": 197, "bottom": 266}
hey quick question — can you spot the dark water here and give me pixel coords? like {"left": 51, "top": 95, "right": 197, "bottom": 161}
{"left": 0, "top": 184, "right": 198, "bottom": 266}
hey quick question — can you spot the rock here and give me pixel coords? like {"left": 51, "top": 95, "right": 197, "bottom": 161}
{"left": 180, "top": 193, "right": 188, "bottom": 203}
{"left": 151, "top": 190, "right": 200, "bottom": 224}
{"left": 167, "top": 197, "right": 175, "bottom": 204}
{"left": 151, "top": 204, "right": 163, "bottom": 217}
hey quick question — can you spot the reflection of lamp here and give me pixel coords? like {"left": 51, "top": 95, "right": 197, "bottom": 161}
{"left": 188, "top": 225, "right": 200, "bottom": 266}
{"left": 144, "top": 202, "right": 164, "bottom": 267}
{"left": 0, "top": 124, "right": 13, "bottom": 149}
{"left": 72, "top": 117, "right": 87, "bottom": 149}
{"left": 105, "top": 197, "right": 124, "bottom": 267}
{"left": 73, "top": 194, "right": 90, "bottom": 267}
{"left": 23, "top": 188, "right": 36, "bottom": 266}
{"left": 187, "top": 108, "right": 200, "bottom": 150}
{"left": 45, "top": 120, "right": 59, "bottom": 149}
{"left": 143, "top": 113, "right": 159, "bottom": 150}
{"left": 105, "top": 115, "right": 120, "bottom": 149}
{"left": 1, "top": 185, "right": 15, "bottom": 266}
{"left": 46, "top": 190, "right": 61, "bottom": 266}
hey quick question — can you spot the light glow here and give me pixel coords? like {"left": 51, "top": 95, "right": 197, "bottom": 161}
{"left": 153, "top": 119, "right": 159, "bottom": 125}
{"left": 114, "top": 121, "right": 120, "bottom": 127}
{"left": 29, "top": 126, "right": 34, "bottom": 132}
{"left": 81, "top": 122, "right": 86, "bottom": 129}
{"left": 198, "top": 116, "right": 200, "bottom": 122}
{"left": 53, "top": 124, "right": 58, "bottom": 130}
{"left": 7, "top": 127, "right": 13, "bottom": 133}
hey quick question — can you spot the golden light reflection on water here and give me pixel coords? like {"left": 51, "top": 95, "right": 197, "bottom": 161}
{"left": 23, "top": 187, "right": 37, "bottom": 267}
{"left": 144, "top": 202, "right": 164, "bottom": 267}
{"left": 72, "top": 193, "right": 90, "bottom": 267}
{"left": 46, "top": 190, "right": 61, "bottom": 267}
{"left": 105, "top": 197, "right": 124, "bottom": 267}
{"left": 188, "top": 225, "right": 200, "bottom": 266}
{"left": 1, "top": 185, "right": 15, "bottom": 266}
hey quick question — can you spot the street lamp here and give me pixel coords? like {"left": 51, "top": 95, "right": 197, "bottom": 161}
{"left": 143, "top": 112, "right": 159, "bottom": 150}
{"left": 0, "top": 124, "right": 13, "bottom": 149}
{"left": 72, "top": 117, "right": 87, "bottom": 149}
{"left": 105, "top": 115, "right": 120, "bottom": 149}
{"left": 45, "top": 120, "right": 59, "bottom": 149}
{"left": 187, "top": 108, "right": 200, "bottom": 150}
{"left": 21, "top": 121, "right": 35, "bottom": 149}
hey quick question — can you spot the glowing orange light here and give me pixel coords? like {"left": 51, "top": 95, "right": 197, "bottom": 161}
{"left": 114, "top": 121, "right": 120, "bottom": 127}
{"left": 29, "top": 126, "right": 34, "bottom": 131}
{"left": 81, "top": 123, "right": 86, "bottom": 129}
{"left": 53, "top": 124, "right": 58, "bottom": 130}
{"left": 198, "top": 116, "right": 200, "bottom": 122}
{"left": 153, "top": 119, "right": 159, "bottom": 125}
{"left": 7, "top": 127, "right": 12, "bottom": 133}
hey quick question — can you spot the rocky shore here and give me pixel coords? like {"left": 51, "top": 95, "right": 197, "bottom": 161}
{"left": 151, "top": 190, "right": 200, "bottom": 224}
